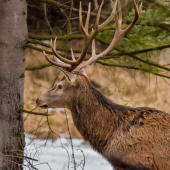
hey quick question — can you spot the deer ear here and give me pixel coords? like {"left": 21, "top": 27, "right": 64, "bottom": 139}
{"left": 80, "top": 68, "right": 89, "bottom": 79}
{"left": 60, "top": 69, "right": 77, "bottom": 85}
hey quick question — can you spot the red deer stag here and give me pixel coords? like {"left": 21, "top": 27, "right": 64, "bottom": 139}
{"left": 36, "top": 0, "right": 170, "bottom": 169}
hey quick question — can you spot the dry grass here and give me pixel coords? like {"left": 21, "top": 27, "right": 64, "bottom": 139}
{"left": 24, "top": 45, "right": 170, "bottom": 140}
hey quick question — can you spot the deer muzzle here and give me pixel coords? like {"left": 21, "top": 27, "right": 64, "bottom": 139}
{"left": 36, "top": 98, "right": 48, "bottom": 109}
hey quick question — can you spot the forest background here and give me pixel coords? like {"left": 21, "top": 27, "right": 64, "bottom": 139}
{"left": 1, "top": 0, "right": 170, "bottom": 169}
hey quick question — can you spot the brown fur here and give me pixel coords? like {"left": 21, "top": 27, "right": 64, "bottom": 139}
{"left": 70, "top": 72, "right": 170, "bottom": 170}
{"left": 37, "top": 72, "right": 170, "bottom": 170}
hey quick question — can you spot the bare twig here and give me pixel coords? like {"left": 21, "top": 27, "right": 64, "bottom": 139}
{"left": 43, "top": 3, "right": 55, "bottom": 35}
{"left": 67, "top": 0, "right": 74, "bottom": 34}
{"left": 23, "top": 109, "right": 52, "bottom": 116}
{"left": 3, "top": 153, "right": 38, "bottom": 162}
{"left": 64, "top": 109, "right": 76, "bottom": 170}
{"left": 98, "top": 60, "right": 170, "bottom": 79}
{"left": 77, "top": 149, "right": 85, "bottom": 170}
{"left": 32, "top": 0, "right": 105, "bottom": 19}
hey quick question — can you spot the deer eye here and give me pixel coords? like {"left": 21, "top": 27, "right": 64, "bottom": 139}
{"left": 58, "top": 84, "right": 63, "bottom": 90}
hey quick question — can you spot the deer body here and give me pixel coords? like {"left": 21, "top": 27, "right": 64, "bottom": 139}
{"left": 36, "top": 1, "right": 170, "bottom": 169}
{"left": 37, "top": 72, "right": 170, "bottom": 170}
{"left": 70, "top": 73, "right": 170, "bottom": 170}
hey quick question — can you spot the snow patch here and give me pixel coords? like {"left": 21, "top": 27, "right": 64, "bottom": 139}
{"left": 24, "top": 136, "right": 113, "bottom": 170}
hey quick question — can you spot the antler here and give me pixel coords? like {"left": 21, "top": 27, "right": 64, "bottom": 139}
{"left": 44, "top": 0, "right": 142, "bottom": 72}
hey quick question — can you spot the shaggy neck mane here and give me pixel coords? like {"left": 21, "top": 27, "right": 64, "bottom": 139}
{"left": 71, "top": 72, "right": 139, "bottom": 154}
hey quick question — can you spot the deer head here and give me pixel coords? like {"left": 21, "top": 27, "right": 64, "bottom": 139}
{"left": 36, "top": 69, "right": 83, "bottom": 110}
{"left": 36, "top": 0, "right": 142, "bottom": 110}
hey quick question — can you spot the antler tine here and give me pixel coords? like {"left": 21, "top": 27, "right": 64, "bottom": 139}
{"left": 43, "top": 51, "right": 71, "bottom": 68}
{"left": 91, "top": 29, "right": 96, "bottom": 56}
{"left": 51, "top": 37, "right": 75, "bottom": 64}
{"left": 92, "top": 38, "right": 96, "bottom": 57}
{"left": 50, "top": 39, "right": 61, "bottom": 62}
{"left": 71, "top": 48, "right": 76, "bottom": 61}
{"left": 79, "top": 1, "right": 88, "bottom": 37}
{"left": 85, "top": 3, "right": 91, "bottom": 32}
{"left": 123, "top": 0, "right": 142, "bottom": 35}
{"left": 110, "top": 0, "right": 120, "bottom": 30}
{"left": 71, "top": 2, "right": 98, "bottom": 67}
{"left": 139, "top": 1, "right": 143, "bottom": 14}
{"left": 51, "top": 39, "right": 59, "bottom": 62}
{"left": 98, "top": 0, "right": 118, "bottom": 31}
{"left": 118, "top": 0, "right": 122, "bottom": 26}
{"left": 95, "top": 0, "right": 104, "bottom": 31}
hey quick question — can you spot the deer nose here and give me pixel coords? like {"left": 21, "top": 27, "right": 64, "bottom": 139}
{"left": 36, "top": 98, "right": 39, "bottom": 105}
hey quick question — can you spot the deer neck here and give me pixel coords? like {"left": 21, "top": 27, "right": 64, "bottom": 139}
{"left": 70, "top": 75, "right": 123, "bottom": 154}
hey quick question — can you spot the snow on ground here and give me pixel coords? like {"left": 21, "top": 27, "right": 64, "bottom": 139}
{"left": 24, "top": 136, "right": 113, "bottom": 170}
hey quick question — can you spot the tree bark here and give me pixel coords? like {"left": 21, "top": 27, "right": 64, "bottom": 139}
{"left": 0, "top": 1, "right": 27, "bottom": 170}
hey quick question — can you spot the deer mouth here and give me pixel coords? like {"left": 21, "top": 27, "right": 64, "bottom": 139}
{"left": 39, "top": 104, "right": 48, "bottom": 109}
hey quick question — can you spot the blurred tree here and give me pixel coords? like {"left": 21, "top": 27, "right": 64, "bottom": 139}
{"left": 0, "top": 0, "right": 27, "bottom": 169}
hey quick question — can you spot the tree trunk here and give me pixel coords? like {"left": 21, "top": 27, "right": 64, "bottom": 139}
{"left": 0, "top": 1, "right": 27, "bottom": 169}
